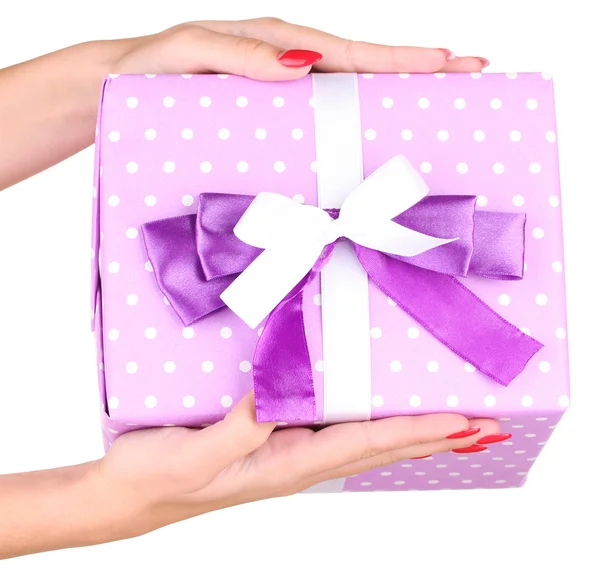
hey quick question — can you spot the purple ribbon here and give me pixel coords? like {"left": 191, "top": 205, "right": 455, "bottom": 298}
{"left": 142, "top": 193, "right": 542, "bottom": 423}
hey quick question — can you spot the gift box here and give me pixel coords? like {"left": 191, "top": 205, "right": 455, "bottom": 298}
{"left": 92, "top": 71, "right": 569, "bottom": 492}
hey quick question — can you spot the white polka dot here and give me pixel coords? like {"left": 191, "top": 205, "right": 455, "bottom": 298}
{"left": 401, "top": 129, "right": 413, "bottom": 141}
{"left": 312, "top": 293, "right": 321, "bottom": 305}
{"left": 370, "top": 327, "right": 382, "bottom": 339}
{"left": 427, "top": 361, "right": 439, "bottom": 373}
{"left": 126, "top": 361, "right": 138, "bottom": 374}
{"left": 542, "top": 72, "right": 552, "bottom": 80}
{"left": 390, "top": 360, "right": 402, "bottom": 372}
{"left": 362, "top": 73, "right": 374, "bottom": 79}
{"left": 446, "top": 395, "right": 459, "bottom": 408}
{"left": 217, "top": 74, "right": 229, "bottom": 79}
{"left": 108, "top": 73, "right": 120, "bottom": 78}
{"left": 310, "top": 161, "right": 317, "bottom": 172}
{"left": 483, "top": 472, "right": 494, "bottom": 476}
{"left": 484, "top": 395, "right": 496, "bottom": 407}
{"left": 428, "top": 480, "right": 440, "bottom": 485}
{"left": 449, "top": 472, "right": 460, "bottom": 477}
{"left": 536, "top": 417, "right": 548, "bottom": 421}
{"left": 414, "top": 471, "right": 426, "bottom": 476}
{"left": 107, "top": 261, "right": 120, "bottom": 274}
{"left": 493, "top": 163, "right": 505, "bottom": 174}
{"left": 461, "top": 480, "right": 473, "bottom": 484}
{"left": 372, "top": 395, "right": 384, "bottom": 407}
{"left": 521, "top": 328, "right": 531, "bottom": 336}
{"left": 532, "top": 227, "right": 544, "bottom": 239}
{"left": 521, "top": 395, "right": 534, "bottom": 407}
{"left": 437, "top": 130, "right": 449, "bottom": 142}
{"left": 550, "top": 260, "right": 563, "bottom": 273}
{"left": 418, "top": 97, "right": 430, "bottom": 109}
{"left": 108, "top": 329, "right": 119, "bottom": 341}
{"left": 409, "top": 395, "right": 421, "bottom": 408}
{"left": 495, "top": 480, "right": 507, "bottom": 485}
{"left": 239, "top": 361, "right": 252, "bottom": 373}
{"left": 464, "top": 362, "right": 475, "bottom": 373}
{"left": 477, "top": 195, "right": 488, "bottom": 207}
{"left": 221, "top": 395, "right": 233, "bottom": 408}
{"left": 145, "top": 129, "right": 157, "bottom": 140}
{"left": 274, "top": 161, "right": 286, "bottom": 173}
{"left": 538, "top": 361, "right": 551, "bottom": 373}
{"left": 181, "top": 74, "right": 193, "bottom": 79}
{"left": 470, "top": 464, "right": 482, "bottom": 468}
{"left": 420, "top": 162, "right": 432, "bottom": 174}
{"left": 394, "top": 480, "right": 406, "bottom": 485}
{"left": 163, "top": 96, "right": 175, "bottom": 108}
{"left": 126, "top": 228, "right": 138, "bottom": 240}
{"left": 126, "top": 96, "right": 138, "bottom": 109}
{"left": 506, "top": 72, "right": 518, "bottom": 79}
{"left": 108, "top": 130, "right": 120, "bottom": 142}
{"left": 199, "top": 161, "right": 213, "bottom": 174}
{"left": 360, "top": 481, "right": 372, "bottom": 486}
{"left": 380, "top": 471, "right": 392, "bottom": 476}
{"left": 315, "top": 360, "right": 324, "bottom": 373}
{"left": 454, "top": 98, "right": 466, "bottom": 109}
{"left": 556, "top": 327, "right": 566, "bottom": 339}
{"left": 218, "top": 128, "right": 230, "bottom": 140}
{"left": 257, "top": 327, "right": 264, "bottom": 337}
{"left": 546, "top": 131, "right": 556, "bottom": 143}
{"left": 291, "top": 128, "right": 304, "bottom": 140}
{"left": 237, "top": 161, "right": 249, "bottom": 173}
{"left": 255, "top": 128, "right": 267, "bottom": 140}
{"left": 512, "top": 194, "right": 525, "bottom": 207}
{"left": 549, "top": 195, "right": 559, "bottom": 207}
{"left": 108, "top": 397, "right": 119, "bottom": 409}
{"left": 525, "top": 434, "right": 537, "bottom": 439}
{"left": 490, "top": 98, "right": 502, "bottom": 110}
{"left": 126, "top": 294, "right": 138, "bottom": 306}
{"left": 407, "top": 327, "right": 419, "bottom": 339}
{"left": 199, "top": 96, "right": 211, "bottom": 107}
{"left": 434, "top": 73, "right": 447, "bottom": 79}
{"left": 272, "top": 96, "right": 285, "bottom": 107}
{"left": 398, "top": 73, "right": 410, "bottom": 79}
{"left": 364, "top": 129, "right": 377, "bottom": 140}
{"left": 529, "top": 162, "right": 542, "bottom": 174}
{"left": 387, "top": 297, "right": 396, "bottom": 306}
{"left": 456, "top": 162, "right": 468, "bottom": 174}
{"left": 524, "top": 262, "right": 528, "bottom": 272}
{"left": 220, "top": 327, "right": 232, "bottom": 339}
{"left": 164, "top": 361, "right": 176, "bottom": 373}
{"left": 182, "top": 195, "right": 194, "bottom": 207}
{"left": 382, "top": 97, "right": 394, "bottom": 108}
{"left": 181, "top": 128, "right": 193, "bottom": 140}
{"left": 183, "top": 395, "right": 195, "bottom": 408}
{"left": 163, "top": 296, "right": 170, "bottom": 306}
{"left": 470, "top": 72, "right": 482, "bottom": 79}
{"left": 202, "top": 361, "right": 214, "bottom": 373}
{"left": 182, "top": 327, "right": 194, "bottom": 339}
{"left": 510, "top": 130, "right": 522, "bottom": 142}
{"left": 526, "top": 98, "right": 538, "bottom": 110}
{"left": 235, "top": 96, "right": 248, "bottom": 107}
{"left": 308, "top": 97, "right": 315, "bottom": 107}
{"left": 144, "top": 327, "right": 157, "bottom": 339}
{"left": 126, "top": 161, "right": 138, "bottom": 174}
{"left": 145, "top": 74, "right": 156, "bottom": 79}
{"left": 145, "top": 395, "right": 157, "bottom": 408}
{"left": 498, "top": 294, "right": 511, "bottom": 306}
{"left": 144, "top": 195, "right": 157, "bottom": 207}
{"left": 473, "top": 130, "right": 485, "bottom": 142}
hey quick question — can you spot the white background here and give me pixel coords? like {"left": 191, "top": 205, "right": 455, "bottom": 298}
{"left": 0, "top": 1, "right": 598, "bottom": 566}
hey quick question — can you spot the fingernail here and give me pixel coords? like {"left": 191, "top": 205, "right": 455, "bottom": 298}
{"left": 411, "top": 455, "right": 432, "bottom": 460}
{"left": 477, "top": 57, "right": 491, "bottom": 68}
{"left": 452, "top": 444, "right": 487, "bottom": 454}
{"left": 477, "top": 433, "right": 512, "bottom": 445}
{"left": 446, "top": 427, "right": 481, "bottom": 440}
{"left": 439, "top": 48, "right": 456, "bottom": 61}
{"left": 278, "top": 49, "right": 323, "bottom": 68}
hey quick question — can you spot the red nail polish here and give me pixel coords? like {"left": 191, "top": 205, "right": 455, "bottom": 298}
{"left": 278, "top": 49, "right": 323, "bottom": 68}
{"left": 477, "top": 57, "right": 490, "bottom": 69}
{"left": 411, "top": 455, "right": 432, "bottom": 460}
{"left": 446, "top": 427, "right": 481, "bottom": 440}
{"left": 477, "top": 433, "right": 512, "bottom": 445}
{"left": 439, "top": 48, "right": 456, "bottom": 61}
{"left": 452, "top": 444, "right": 487, "bottom": 454}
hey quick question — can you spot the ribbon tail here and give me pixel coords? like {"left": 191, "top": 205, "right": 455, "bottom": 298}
{"left": 355, "top": 245, "right": 543, "bottom": 386}
{"left": 254, "top": 243, "right": 336, "bottom": 423}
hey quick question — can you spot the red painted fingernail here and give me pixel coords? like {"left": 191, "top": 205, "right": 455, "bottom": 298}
{"left": 452, "top": 444, "right": 487, "bottom": 454}
{"left": 446, "top": 427, "right": 481, "bottom": 440}
{"left": 477, "top": 433, "right": 512, "bottom": 445}
{"left": 477, "top": 57, "right": 490, "bottom": 68}
{"left": 439, "top": 48, "right": 456, "bottom": 61}
{"left": 277, "top": 49, "right": 323, "bottom": 68}
{"left": 411, "top": 455, "right": 432, "bottom": 460}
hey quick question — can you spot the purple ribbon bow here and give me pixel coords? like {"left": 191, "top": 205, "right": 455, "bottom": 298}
{"left": 141, "top": 192, "right": 542, "bottom": 423}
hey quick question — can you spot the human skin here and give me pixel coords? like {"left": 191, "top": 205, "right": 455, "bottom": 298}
{"left": 0, "top": 18, "right": 499, "bottom": 559}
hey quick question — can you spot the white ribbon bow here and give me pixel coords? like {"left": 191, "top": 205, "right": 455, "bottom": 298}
{"left": 220, "top": 155, "right": 457, "bottom": 329}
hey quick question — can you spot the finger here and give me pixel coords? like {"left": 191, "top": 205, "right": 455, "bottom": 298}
{"left": 153, "top": 25, "right": 320, "bottom": 80}
{"left": 440, "top": 56, "right": 490, "bottom": 73}
{"left": 176, "top": 392, "right": 276, "bottom": 477}
{"left": 288, "top": 413, "right": 469, "bottom": 479}
{"left": 197, "top": 18, "right": 455, "bottom": 73}
{"left": 305, "top": 418, "right": 501, "bottom": 484}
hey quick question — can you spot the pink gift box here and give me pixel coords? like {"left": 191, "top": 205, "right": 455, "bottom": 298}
{"left": 92, "top": 71, "right": 569, "bottom": 491}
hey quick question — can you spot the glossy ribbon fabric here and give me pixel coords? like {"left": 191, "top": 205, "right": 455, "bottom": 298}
{"left": 142, "top": 192, "right": 542, "bottom": 423}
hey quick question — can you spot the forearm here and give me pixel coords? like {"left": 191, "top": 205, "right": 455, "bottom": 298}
{"left": 0, "top": 40, "right": 131, "bottom": 190}
{"left": 0, "top": 461, "right": 135, "bottom": 559}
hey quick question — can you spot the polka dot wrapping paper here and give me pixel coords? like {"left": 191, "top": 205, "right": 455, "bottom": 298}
{"left": 92, "top": 72, "right": 569, "bottom": 491}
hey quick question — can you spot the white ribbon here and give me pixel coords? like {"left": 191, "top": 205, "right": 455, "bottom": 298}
{"left": 220, "top": 155, "right": 457, "bottom": 329}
